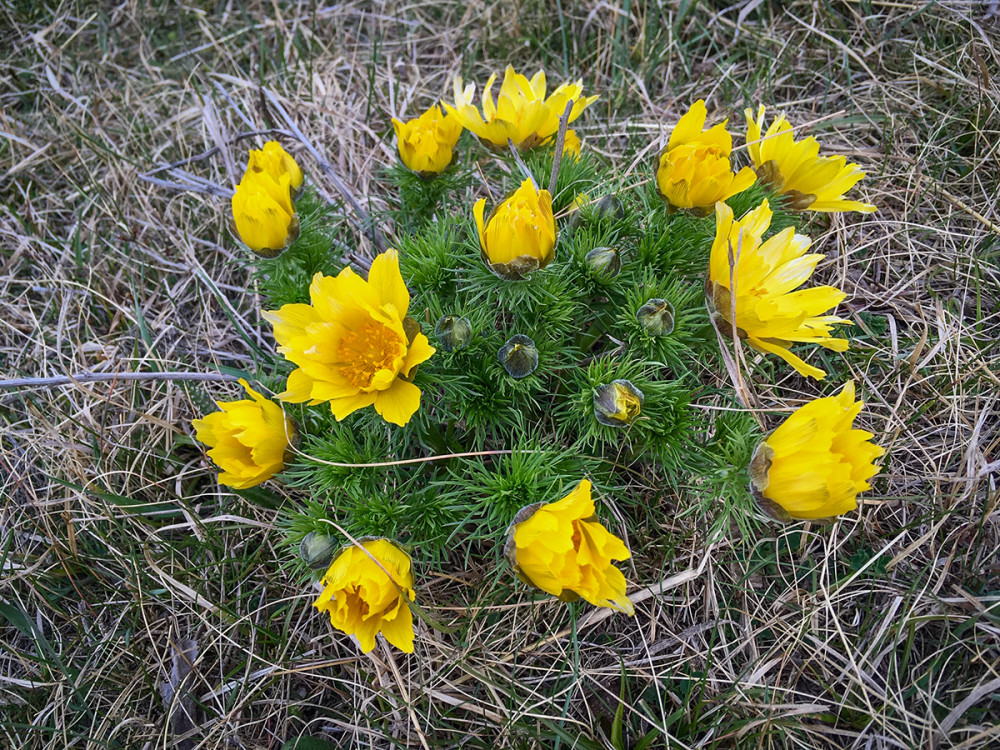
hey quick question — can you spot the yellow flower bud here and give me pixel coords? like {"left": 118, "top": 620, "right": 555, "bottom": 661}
{"left": 593, "top": 380, "right": 643, "bottom": 427}
{"left": 192, "top": 379, "right": 294, "bottom": 489}
{"left": 231, "top": 170, "right": 299, "bottom": 258}
{"left": 474, "top": 179, "right": 556, "bottom": 280}
{"left": 504, "top": 479, "right": 633, "bottom": 614}
{"left": 314, "top": 539, "right": 416, "bottom": 653}
{"left": 749, "top": 382, "right": 884, "bottom": 521}
{"left": 655, "top": 100, "right": 756, "bottom": 213}
{"left": 391, "top": 104, "right": 463, "bottom": 177}
{"left": 248, "top": 141, "right": 303, "bottom": 196}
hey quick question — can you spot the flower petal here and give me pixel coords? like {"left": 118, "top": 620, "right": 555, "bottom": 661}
{"left": 373, "top": 379, "right": 422, "bottom": 427}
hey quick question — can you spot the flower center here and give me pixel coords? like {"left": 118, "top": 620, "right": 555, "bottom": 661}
{"left": 338, "top": 321, "right": 403, "bottom": 390}
{"left": 343, "top": 588, "right": 371, "bottom": 618}
{"left": 571, "top": 524, "right": 582, "bottom": 553}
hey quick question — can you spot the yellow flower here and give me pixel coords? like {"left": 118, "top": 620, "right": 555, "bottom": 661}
{"left": 474, "top": 179, "right": 556, "bottom": 280}
{"left": 444, "top": 66, "right": 598, "bottom": 151}
{"left": 749, "top": 381, "right": 884, "bottom": 520}
{"left": 192, "top": 379, "right": 293, "bottom": 489}
{"left": 391, "top": 104, "right": 463, "bottom": 176}
{"left": 248, "top": 140, "right": 304, "bottom": 195}
{"left": 314, "top": 539, "right": 416, "bottom": 653}
{"left": 707, "top": 200, "right": 850, "bottom": 380}
{"left": 656, "top": 99, "right": 756, "bottom": 213}
{"left": 562, "top": 129, "right": 581, "bottom": 161}
{"left": 231, "top": 170, "right": 299, "bottom": 258}
{"left": 263, "top": 250, "right": 436, "bottom": 427}
{"left": 745, "top": 106, "right": 876, "bottom": 213}
{"left": 505, "top": 479, "right": 634, "bottom": 614}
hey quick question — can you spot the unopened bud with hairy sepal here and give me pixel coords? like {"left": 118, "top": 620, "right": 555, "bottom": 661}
{"left": 300, "top": 531, "right": 339, "bottom": 570}
{"left": 593, "top": 380, "right": 644, "bottom": 427}
{"left": 498, "top": 334, "right": 539, "bottom": 379}
{"left": 593, "top": 194, "right": 625, "bottom": 222}
{"left": 584, "top": 246, "right": 621, "bottom": 278}
{"left": 636, "top": 298, "right": 675, "bottom": 336}
{"left": 434, "top": 315, "right": 473, "bottom": 352}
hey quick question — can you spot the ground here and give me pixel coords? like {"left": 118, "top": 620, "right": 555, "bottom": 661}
{"left": 2, "top": 1, "right": 999, "bottom": 748}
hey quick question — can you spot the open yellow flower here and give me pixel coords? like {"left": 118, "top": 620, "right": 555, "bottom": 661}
{"left": 192, "top": 379, "right": 293, "bottom": 489}
{"left": 749, "top": 381, "right": 884, "bottom": 520}
{"left": 444, "top": 66, "right": 598, "bottom": 151}
{"left": 505, "top": 479, "right": 634, "bottom": 614}
{"left": 263, "top": 250, "right": 436, "bottom": 427}
{"left": 745, "top": 106, "right": 876, "bottom": 213}
{"left": 656, "top": 100, "right": 756, "bottom": 213}
{"left": 231, "top": 170, "right": 298, "bottom": 258}
{"left": 474, "top": 179, "right": 556, "bottom": 280}
{"left": 248, "top": 140, "right": 304, "bottom": 195}
{"left": 314, "top": 539, "right": 416, "bottom": 653}
{"left": 391, "top": 104, "right": 463, "bottom": 176}
{"left": 707, "top": 200, "right": 850, "bottom": 380}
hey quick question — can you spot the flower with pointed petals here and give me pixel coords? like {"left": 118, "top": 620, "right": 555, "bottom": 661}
{"left": 749, "top": 382, "right": 884, "bottom": 520}
{"left": 656, "top": 99, "right": 756, "bottom": 213}
{"left": 505, "top": 479, "right": 634, "bottom": 614}
{"left": 745, "top": 106, "right": 876, "bottom": 213}
{"left": 391, "top": 104, "right": 463, "bottom": 177}
{"left": 248, "top": 140, "right": 303, "bottom": 196}
{"left": 707, "top": 200, "right": 850, "bottom": 380}
{"left": 474, "top": 179, "right": 556, "bottom": 280}
{"left": 263, "top": 250, "right": 436, "bottom": 427}
{"left": 231, "top": 169, "right": 299, "bottom": 258}
{"left": 314, "top": 539, "right": 416, "bottom": 653}
{"left": 444, "top": 66, "right": 598, "bottom": 151}
{"left": 192, "top": 379, "right": 293, "bottom": 489}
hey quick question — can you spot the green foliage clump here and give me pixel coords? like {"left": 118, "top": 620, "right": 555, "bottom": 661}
{"left": 237, "top": 133, "right": 820, "bottom": 580}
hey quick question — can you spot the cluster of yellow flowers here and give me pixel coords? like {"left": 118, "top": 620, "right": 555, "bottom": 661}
{"left": 657, "top": 100, "right": 876, "bottom": 216}
{"left": 663, "top": 100, "right": 876, "bottom": 382}
{"left": 309, "top": 479, "right": 631, "bottom": 654}
{"left": 192, "top": 66, "right": 886, "bottom": 655}
{"left": 390, "top": 65, "right": 596, "bottom": 178}
{"left": 657, "top": 99, "right": 884, "bottom": 521}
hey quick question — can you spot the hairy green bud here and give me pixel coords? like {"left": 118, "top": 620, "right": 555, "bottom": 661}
{"left": 434, "top": 315, "right": 473, "bottom": 352}
{"left": 585, "top": 246, "right": 621, "bottom": 278}
{"left": 498, "top": 334, "right": 539, "bottom": 379}
{"left": 636, "top": 298, "right": 675, "bottom": 336}
{"left": 300, "top": 531, "right": 338, "bottom": 570}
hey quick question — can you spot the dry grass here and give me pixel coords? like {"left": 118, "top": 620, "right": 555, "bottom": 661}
{"left": 2, "top": 1, "right": 1000, "bottom": 748}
